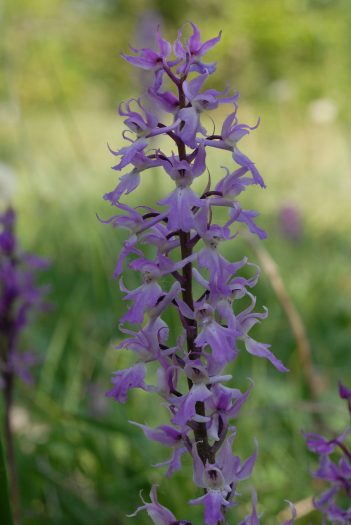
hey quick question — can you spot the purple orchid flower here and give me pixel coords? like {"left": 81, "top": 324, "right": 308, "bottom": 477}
{"left": 303, "top": 427, "right": 350, "bottom": 455}
{"left": 111, "top": 283, "right": 181, "bottom": 363}
{"left": 6, "top": 350, "right": 42, "bottom": 386}
{"left": 109, "top": 98, "right": 181, "bottom": 171}
{"left": 213, "top": 166, "right": 252, "bottom": 202}
{"left": 192, "top": 260, "right": 259, "bottom": 315}
{"left": 147, "top": 83, "right": 180, "bottom": 115}
{"left": 177, "top": 73, "right": 239, "bottom": 149}
{"left": 316, "top": 498, "right": 351, "bottom": 525}
{"left": 128, "top": 485, "right": 178, "bottom": 525}
{"left": 0, "top": 208, "right": 51, "bottom": 388}
{"left": 106, "top": 286, "right": 183, "bottom": 403}
{"left": 170, "top": 356, "right": 232, "bottom": 428}
{"left": 310, "top": 454, "right": 351, "bottom": 488}
{"left": 120, "top": 254, "right": 196, "bottom": 325}
{"left": 236, "top": 293, "right": 289, "bottom": 372}
{"left": 103, "top": 22, "right": 294, "bottom": 525}
{"left": 154, "top": 349, "right": 180, "bottom": 400}
{"left": 98, "top": 203, "right": 170, "bottom": 280}
{"left": 193, "top": 301, "right": 241, "bottom": 365}
{"left": 104, "top": 151, "right": 163, "bottom": 205}
{"left": 129, "top": 421, "right": 189, "bottom": 477}
{"left": 98, "top": 203, "right": 169, "bottom": 237}
{"left": 157, "top": 144, "right": 206, "bottom": 232}
{"left": 206, "top": 379, "right": 254, "bottom": 441}
{"left": 303, "top": 382, "right": 351, "bottom": 523}
{"left": 189, "top": 433, "right": 258, "bottom": 525}
{"left": 121, "top": 26, "right": 173, "bottom": 71}
{"left": 203, "top": 105, "right": 265, "bottom": 188}
{"left": 105, "top": 361, "right": 156, "bottom": 403}
{"left": 174, "top": 22, "right": 222, "bottom": 75}
{"left": 194, "top": 203, "right": 250, "bottom": 298}
{"left": 140, "top": 223, "right": 182, "bottom": 255}
{"left": 226, "top": 206, "right": 268, "bottom": 240}
{"left": 0, "top": 206, "right": 52, "bottom": 523}
{"left": 0, "top": 208, "right": 16, "bottom": 253}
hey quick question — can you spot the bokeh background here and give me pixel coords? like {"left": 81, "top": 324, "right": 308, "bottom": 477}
{"left": 1, "top": 0, "right": 351, "bottom": 523}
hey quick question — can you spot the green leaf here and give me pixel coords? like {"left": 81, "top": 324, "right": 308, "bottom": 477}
{"left": 0, "top": 431, "right": 13, "bottom": 525}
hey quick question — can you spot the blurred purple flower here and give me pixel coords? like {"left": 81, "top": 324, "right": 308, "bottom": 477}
{"left": 0, "top": 207, "right": 51, "bottom": 387}
{"left": 304, "top": 382, "right": 351, "bottom": 523}
{"left": 278, "top": 204, "right": 302, "bottom": 241}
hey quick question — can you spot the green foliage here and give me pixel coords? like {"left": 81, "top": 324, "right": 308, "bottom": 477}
{"left": 0, "top": 432, "right": 14, "bottom": 525}
{"left": 2, "top": 0, "right": 351, "bottom": 113}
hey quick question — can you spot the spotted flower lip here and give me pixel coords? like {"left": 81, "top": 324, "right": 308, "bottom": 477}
{"left": 157, "top": 143, "right": 207, "bottom": 232}
{"left": 157, "top": 143, "right": 206, "bottom": 185}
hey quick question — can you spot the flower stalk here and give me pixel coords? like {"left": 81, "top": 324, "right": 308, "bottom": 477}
{"left": 0, "top": 208, "right": 51, "bottom": 524}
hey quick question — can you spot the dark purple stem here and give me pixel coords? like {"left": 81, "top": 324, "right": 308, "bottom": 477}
{"left": 331, "top": 440, "right": 351, "bottom": 462}
{"left": 171, "top": 271, "right": 186, "bottom": 285}
{"left": 156, "top": 124, "right": 183, "bottom": 145}
{"left": 176, "top": 81, "right": 215, "bottom": 466}
{"left": 201, "top": 191, "right": 223, "bottom": 198}
{"left": 162, "top": 60, "right": 180, "bottom": 85}
{"left": 205, "top": 135, "right": 222, "bottom": 140}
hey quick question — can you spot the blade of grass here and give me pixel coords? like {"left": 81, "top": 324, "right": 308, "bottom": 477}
{"left": 0, "top": 430, "right": 14, "bottom": 525}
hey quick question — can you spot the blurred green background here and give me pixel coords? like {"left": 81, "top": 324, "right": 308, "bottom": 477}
{"left": 1, "top": 0, "right": 351, "bottom": 523}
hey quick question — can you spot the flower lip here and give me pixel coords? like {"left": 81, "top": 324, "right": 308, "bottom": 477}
{"left": 202, "top": 465, "right": 225, "bottom": 491}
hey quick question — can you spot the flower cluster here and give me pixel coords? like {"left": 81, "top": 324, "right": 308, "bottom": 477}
{"left": 0, "top": 207, "right": 51, "bottom": 388}
{"left": 303, "top": 382, "right": 351, "bottom": 524}
{"left": 103, "top": 22, "right": 295, "bottom": 525}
